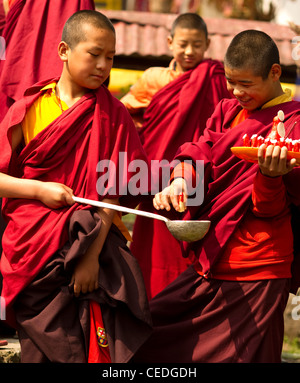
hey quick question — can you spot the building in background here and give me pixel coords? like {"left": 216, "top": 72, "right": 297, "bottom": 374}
{"left": 99, "top": 9, "right": 299, "bottom": 99}
{"left": 94, "top": 0, "right": 300, "bottom": 22}
{"left": 93, "top": 2, "right": 300, "bottom": 99}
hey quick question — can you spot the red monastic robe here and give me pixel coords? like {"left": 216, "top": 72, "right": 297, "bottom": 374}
{"left": 175, "top": 98, "right": 300, "bottom": 288}
{"left": 130, "top": 59, "right": 232, "bottom": 299}
{"left": 0, "top": 78, "right": 150, "bottom": 330}
{"left": 133, "top": 98, "right": 300, "bottom": 363}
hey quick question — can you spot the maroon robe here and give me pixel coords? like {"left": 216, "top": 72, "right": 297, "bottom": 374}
{"left": 0, "top": 0, "right": 95, "bottom": 121}
{"left": 0, "top": 78, "right": 150, "bottom": 331}
{"left": 133, "top": 98, "right": 300, "bottom": 363}
{"left": 130, "top": 59, "right": 232, "bottom": 299}
{"left": 175, "top": 98, "right": 300, "bottom": 283}
{"left": 0, "top": 1, "right": 95, "bottom": 309}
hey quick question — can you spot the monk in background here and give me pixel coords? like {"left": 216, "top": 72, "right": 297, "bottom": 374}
{"left": 122, "top": 13, "right": 231, "bottom": 299}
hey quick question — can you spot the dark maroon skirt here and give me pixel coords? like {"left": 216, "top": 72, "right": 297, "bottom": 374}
{"left": 133, "top": 265, "right": 290, "bottom": 363}
{"left": 13, "top": 210, "right": 152, "bottom": 363}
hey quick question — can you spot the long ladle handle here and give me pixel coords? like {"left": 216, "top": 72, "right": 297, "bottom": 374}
{"left": 72, "top": 196, "right": 168, "bottom": 223}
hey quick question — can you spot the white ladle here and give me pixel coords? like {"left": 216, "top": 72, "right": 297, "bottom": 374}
{"left": 72, "top": 196, "right": 210, "bottom": 243}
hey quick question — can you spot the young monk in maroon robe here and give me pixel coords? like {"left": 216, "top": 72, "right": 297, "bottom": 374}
{"left": 0, "top": 0, "right": 96, "bottom": 341}
{"left": 0, "top": 0, "right": 95, "bottom": 122}
{"left": 126, "top": 14, "right": 231, "bottom": 299}
{"left": 0, "top": 10, "right": 152, "bottom": 363}
{"left": 133, "top": 30, "right": 300, "bottom": 363}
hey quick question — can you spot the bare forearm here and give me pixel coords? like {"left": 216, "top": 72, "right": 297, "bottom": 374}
{"left": 0, "top": 172, "right": 44, "bottom": 199}
{"left": 88, "top": 199, "right": 118, "bottom": 259}
{"left": 0, "top": 172, "right": 74, "bottom": 208}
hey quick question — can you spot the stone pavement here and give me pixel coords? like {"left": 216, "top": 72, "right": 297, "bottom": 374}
{"left": 0, "top": 336, "right": 20, "bottom": 363}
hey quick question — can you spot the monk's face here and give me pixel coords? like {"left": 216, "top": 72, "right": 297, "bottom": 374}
{"left": 64, "top": 24, "right": 116, "bottom": 90}
{"left": 225, "top": 65, "right": 282, "bottom": 111}
{"left": 168, "top": 27, "right": 210, "bottom": 72}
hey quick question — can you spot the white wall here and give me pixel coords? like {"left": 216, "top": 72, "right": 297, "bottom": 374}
{"left": 264, "top": 0, "right": 300, "bottom": 25}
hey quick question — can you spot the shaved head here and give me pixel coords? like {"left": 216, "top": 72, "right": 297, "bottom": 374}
{"left": 224, "top": 30, "right": 280, "bottom": 79}
{"left": 62, "top": 10, "right": 115, "bottom": 49}
{"left": 170, "top": 13, "right": 208, "bottom": 39}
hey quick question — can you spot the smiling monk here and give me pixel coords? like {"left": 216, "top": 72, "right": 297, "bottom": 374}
{"left": 133, "top": 30, "right": 300, "bottom": 363}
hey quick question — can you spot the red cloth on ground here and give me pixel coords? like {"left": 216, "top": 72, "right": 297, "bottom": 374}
{"left": 0, "top": 0, "right": 95, "bottom": 121}
{"left": 0, "top": 78, "right": 149, "bottom": 326}
{"left": 174, "top": 98, "right": 300, "bottom": 291}
{"left": 130, "top": 59, "right": 231, "bottom": 299}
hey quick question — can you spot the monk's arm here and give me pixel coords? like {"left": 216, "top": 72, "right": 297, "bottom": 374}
{"left": 153, "top": 162, "right": 196, "bottom": 212}
{"left": 253, "top": 144, "right": 296, "bottom": 217}
{"left": 0, "top": 173, "right": 74, "bottom": 207}
{"left": 0, "top": 124, "right": 74, "bottom": 208}
{"left": 72, "top": 198, "right": 119, "bottom": 297}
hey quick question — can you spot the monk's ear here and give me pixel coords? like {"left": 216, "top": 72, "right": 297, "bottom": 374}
{"left": 269, "top": 63, "right": 282, "bottom": 81}
{"left": 58, "top": 41, "right": 70, "bottom": 62}
{"left": 167, "top": 35, "right": 174, "bottom": 52}
{"left": 205, "top": 38, "right": 211, "bottom": 51}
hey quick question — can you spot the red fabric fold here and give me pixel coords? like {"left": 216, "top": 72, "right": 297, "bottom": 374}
{"left": 0, "top": 0, "right": 5, "bottom": 35}
{"left": 139, "top": 59, "right": 231, "bottom": 163}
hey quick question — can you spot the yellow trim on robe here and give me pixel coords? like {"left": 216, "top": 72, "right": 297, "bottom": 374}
{"left": 261, "top": 88, "right": 292, "bottom": 109}
{"left": 22, "top": 82, "right": 69, "bottom": 146}
{"left": 21, "top": 82, "right": 132, "bottom": 242}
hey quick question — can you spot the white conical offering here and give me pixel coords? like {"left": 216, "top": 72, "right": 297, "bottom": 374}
{"left": 277, "top": 121, "right": 285, "bottom": 138}
{"left": 278, "top": 110, "right": 284, "bottom": 122}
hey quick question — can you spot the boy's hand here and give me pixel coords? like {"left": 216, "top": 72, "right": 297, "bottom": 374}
{"left": 71, "top": 250, "right": 99, "bottom": 297}
{"left": 70, "top": 198, "right": 118, "bottom": 297}
{"left": 37, "top": 182, "right": 74, "bottom": 208}
{"left": 153, "top": 178, "right": 188, "bottom": 212}
{"left": 258, "top": 144, "right": 297, "bottom": 177}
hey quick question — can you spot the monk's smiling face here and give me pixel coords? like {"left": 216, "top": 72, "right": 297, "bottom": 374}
{"left": 225, "top": 64, "right": 283, "bottom": 111}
